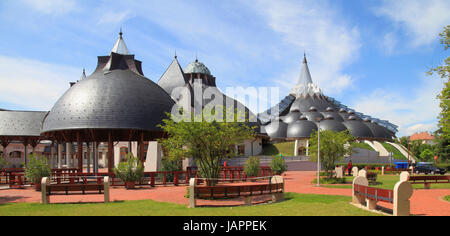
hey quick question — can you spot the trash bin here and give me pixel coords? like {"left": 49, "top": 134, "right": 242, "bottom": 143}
{"left": 394, "top": 162, "right": 408, "bottom": 169}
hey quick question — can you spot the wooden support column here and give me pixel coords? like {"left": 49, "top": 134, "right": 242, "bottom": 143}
{"left": 139, "top": 132, "right": 145, "bottom": 163}
{"left": 86, "top": 142, "right": 91, "bottom": 173}
{"left": 23, "top": 139, "right": 29, "bottom": 166}
{"left": 77, "top": 132, "right": 83, "bottom": 172}
{"left": 108, "top": 132, "right": 113, "bottom": 174}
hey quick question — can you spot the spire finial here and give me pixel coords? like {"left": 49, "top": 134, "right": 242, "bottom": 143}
{"left": 303, "top": 51, "right": 307, "bottom": 64}
{"left": 111, "top": 27, "right": 130, "bottom": 55}
{"left": 195, "top": 52, "right": 198, "bottom": 62}
{"left": 174, "top": 50, "right": 177, "bottom": 59}
{"left": 81, "top": 68, "right": 87, "bottom": 80}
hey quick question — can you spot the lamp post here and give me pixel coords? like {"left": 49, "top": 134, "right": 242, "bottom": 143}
{"left": 316, "top": 117, "right": 322, "bottom": 187}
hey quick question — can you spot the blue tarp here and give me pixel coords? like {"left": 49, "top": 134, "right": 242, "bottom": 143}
{"left": 394, "top": 162, "right": 408, "bottom": 169}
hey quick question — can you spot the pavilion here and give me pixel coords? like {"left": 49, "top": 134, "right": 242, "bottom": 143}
{"left": 39, "top": 31, "right": 175, "bottom": 174}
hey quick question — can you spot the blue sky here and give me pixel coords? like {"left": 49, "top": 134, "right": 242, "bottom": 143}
{"left": 0, "top": 0, "right": 448, "bottom": 137}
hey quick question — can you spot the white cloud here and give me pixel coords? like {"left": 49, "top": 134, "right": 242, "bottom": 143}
{"left": 380, "top": 32, "right": 398, "bottom": 55}
{"left": 97, "top": 10, "right": 132, "bottom": 26}
{"left": 351, "top": 75, "right": 444, "bottom": 137}
{"left": 249, "top": 0, "right": 361, "bottom": 96}
{"left": 406, "top": 123, "right": 437, "bottom": 136}
{"left": 375, "top": 0, "right": 450, "bottom": 47}
{"left": 20, "top": 0, "right": 77, "bottom": 16}
{"left": 0, "top": 56, "right": 80, "bottom": 110}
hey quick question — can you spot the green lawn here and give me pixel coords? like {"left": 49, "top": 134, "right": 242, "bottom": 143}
{"left": 381, "top": 143, "right": 407, "bottom": 161}
{"left": 0, "top": 192, "right": 380, "bottom": 216}
{"left": 260, "top": 141, "right": 295, "bottom": 156}
{"left": 444, "top": 195, "right": 450, "bottom": 202}
{"left": 352, "top": 142, "right": 375, "bottom": 151}
{"left": 319, "top": 174, "right": 450, "bottom": 190}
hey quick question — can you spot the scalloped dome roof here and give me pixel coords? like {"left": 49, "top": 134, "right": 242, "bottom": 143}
{"left": 184, "top": 59, "right": 211, "bottom": 75}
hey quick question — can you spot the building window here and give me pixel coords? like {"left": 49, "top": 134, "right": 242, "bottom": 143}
{"left": 298, "top": 147, "right": 306, "bottom": 156}
{"left": 9, "top": 151, "right": 22, "bottom": 158}
{"left": 238, "top": 145, "right": 245, "bottom": 156}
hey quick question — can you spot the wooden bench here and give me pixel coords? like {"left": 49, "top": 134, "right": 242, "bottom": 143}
{"left": 366, "top": 172, "right": 377, "bottom": 184}
{"left": 408, "top": 175, "right": 450, "bottom": 189}
{"left": 352, "top": 171, "right": 413, "bottom": 216}
{"left": 189, "top": 175, "right": 284, "bottom": 208}
{"left": 194, "top": 183, "right": 284, "bottom": 199}
{"left": 8, "top": 173, "right": 31, "bottom": 188}
{"left": 41, "top": 176, "right": 110, "bottom": 204}
{"left": 354, "top": 184, "right": 394, "bottom": 204}
{"left": 0, "top": 168, "right": 24, "bottom": 185}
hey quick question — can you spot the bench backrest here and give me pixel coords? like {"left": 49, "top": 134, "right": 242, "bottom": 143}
{"left": 195, "top": 183, "right": 283, "bottom": 198}
{"left": 409, "top": 175, "right": 450, "bottom": 182}
{"left": 354, "top": 184, "right": 394, "bottom": 203}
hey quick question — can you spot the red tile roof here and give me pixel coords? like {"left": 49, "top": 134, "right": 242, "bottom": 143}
{"left": 410, "top": 132, "right": 435, "bottom": 141}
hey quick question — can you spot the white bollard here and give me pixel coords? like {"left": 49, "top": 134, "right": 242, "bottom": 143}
{"left": 352, "top": 175, "right": 368, "bottom": 205}
{"left": 41, "top": 177, "right": 49, "bottom": 204}
{"left": 189, "top": 178, "right": 196, "bottom": 208}
{"left": 393, "top": 179, "right": 413, "bottom": 216}
{"left": 352, "top": 167, "right": 359, "bottom": 177}
{"left": 358, "top": 169, "right": 367, "bottom": 178}
{"left": 335, "top": 166, "right": 344, "bottom": 178}
{"left": 270, "top": 175, "right": 285, "bottom": 202}
{"left": 104, "top": 176, "right": 110, "bottom": 203}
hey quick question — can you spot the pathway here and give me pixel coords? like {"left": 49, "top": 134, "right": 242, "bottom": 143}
{"left": 0, "top": 171, "right": 448, "bottom": 216}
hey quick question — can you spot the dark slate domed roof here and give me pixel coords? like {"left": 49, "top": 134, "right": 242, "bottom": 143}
{"left": 364, "top": 121, "right": 391, "bottom": 140}
{"left": 342, "top": 120, "right": 374, "bottom": 138}
{"left": 287, "top": 120, "right": 317, "bottom": 138}
{"left": 319, "top": 119, "right": 347, "bottom": 132}
{"left": 259, "top": 54, "right": 397, "bottom": 141}
{"left": 264, "top": 121, "right": 288, "bottom": 139}
{"left": 279, "top": 111, "right": 301, "bottom": 124}
{"left": 321, "top": 112, "right": 344, "bottom": 122}
{"left": 42, "top": 35, "right": 175, "bottom": 135}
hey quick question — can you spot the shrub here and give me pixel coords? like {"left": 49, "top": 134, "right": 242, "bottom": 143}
{"left": 161, "top": 157, "right": 182, "bottom": 182}
{"left": 270, "top": 156, "right": 287, "bottom": 175}
{"left": 244, "top": 156, "right": 260, "bottom": 177}
{"left": 113, "top": 154, "right": 144, "bottom": 183}
{"left": 24, "top": 154, "right": 51, "bottom": 184}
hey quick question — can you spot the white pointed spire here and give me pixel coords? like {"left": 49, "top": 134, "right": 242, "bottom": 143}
{"left": 111, "top": 29, "right": 130, "bottom": 55}
{"left": 290, "top": 53, "right": 322, "bottom": 97}
{"left": 80, "top": 68, "right": 86, "bottom": 80}
{"left": 297, "top": 53, "right": 313, "bottom": 85}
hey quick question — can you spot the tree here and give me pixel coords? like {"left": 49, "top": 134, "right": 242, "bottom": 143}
{"left": 0, "top": 149, "right": 7, "bottom": 168}
{"left": 398, "top": 136, "right": 410, "bottom": 149}
{"left": 420, "top": 149, "right": 434, "bottom": 162}
{"left": 270, "top": 155, "right": 288, "bottom": 175}
{"left": 308, "top": 130, "right": 355, "bottom": 179}
{"left": 158, "top": 109, "right": 255, "bottom": 186}
{"left": 244, "top": 156, "right": 260, "bottom": 178}
{"left": 428, "top": 25, "right": 450, "bottom": 163}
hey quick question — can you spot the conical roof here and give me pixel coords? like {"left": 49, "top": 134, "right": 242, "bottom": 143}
{"left": 298, "top": 54, "right": 313, "bottom": 86}
{"left": 110, "top": 30, "right": 130, "bottom": 55}
{"left": 157, "top": 56, "right": 187, "bottom": 97}
{"left": 290, "top": 54, "right": 322, "bottom": 97}
{"left": 80, "top": 69, "right": 86, "bottom": 80}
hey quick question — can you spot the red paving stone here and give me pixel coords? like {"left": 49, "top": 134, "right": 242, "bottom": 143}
{"left": 0, "top": 171, "right": 448, "bottom": 216}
